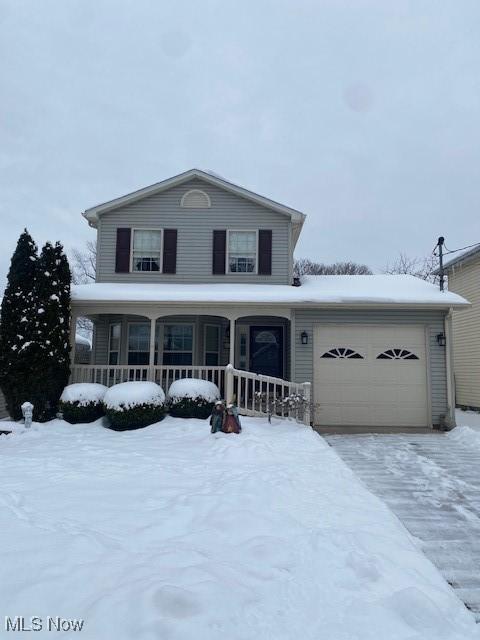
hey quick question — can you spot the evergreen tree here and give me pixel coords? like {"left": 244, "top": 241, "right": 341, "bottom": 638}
{"left": 33, "top": 241, "right": 72, "bottom": 420}
{"left": 0, "top": 230, "right": 39, "bottom": 420}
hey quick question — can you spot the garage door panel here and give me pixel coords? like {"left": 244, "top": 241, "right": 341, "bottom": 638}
{"left": 314, "top": 324, "right": 429, "bottom": 428}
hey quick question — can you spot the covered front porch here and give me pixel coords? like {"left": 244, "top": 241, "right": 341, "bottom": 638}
{"left": 70, "top": 302, "right": 293, "bottom": 398}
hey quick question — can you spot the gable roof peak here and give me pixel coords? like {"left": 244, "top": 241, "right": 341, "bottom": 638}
{"left": 82, "top": 168, "right": 306, "bottom": 232}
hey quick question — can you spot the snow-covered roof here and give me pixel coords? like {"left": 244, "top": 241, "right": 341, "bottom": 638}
{"left": 75, "top": 333, "right": 92, "bottom": 348}
{"left": 71, "top": 275, "right": 468, "bottom": 309}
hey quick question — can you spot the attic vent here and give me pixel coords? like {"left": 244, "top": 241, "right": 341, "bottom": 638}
{"left": 181, "top": 189, "right": 211, "bottom": 208}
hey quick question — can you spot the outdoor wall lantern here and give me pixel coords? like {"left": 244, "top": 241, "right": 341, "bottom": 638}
{"left": 301, "top": 331, "right": 309, "bottom": 345}
{"left": 436, "top": 332, "right": 446, "bottom": 347}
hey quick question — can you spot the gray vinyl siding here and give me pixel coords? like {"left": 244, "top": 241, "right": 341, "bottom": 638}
{"left": 293, "top": 308, "right": 448, "bottom": 426}
{"left": 0, "top": 389, "right": 8, "bottom": 419}
{"left": 96, "top": 178, "right": 292, "bottom": 284}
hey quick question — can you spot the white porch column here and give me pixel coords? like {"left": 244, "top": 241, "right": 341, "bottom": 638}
{"left": 229, "top": 318, "right": 235, "bottom": 366}
{"left": 148, "top": 318, "right": 156, "bottom": 381}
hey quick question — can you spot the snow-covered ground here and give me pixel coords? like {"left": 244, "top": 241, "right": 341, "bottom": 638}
{"left": 1, "top": 417, "right": 478, "bottom": 639}
{"left": 451, "top": 408, "right": 480, "bottom": 447}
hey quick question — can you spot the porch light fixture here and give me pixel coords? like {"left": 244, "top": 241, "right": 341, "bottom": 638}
{"left": 301, "top": 331, "right": 309, "bottom": 345}
{"left": 436, "top": 332, "right": 446, "bottom": 347}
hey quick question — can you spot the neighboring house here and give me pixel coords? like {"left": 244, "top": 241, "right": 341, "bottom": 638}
{"left": 442, "top": 246, "right": 480, "bottom": 410}
{"left": 74, "top": 333, "right": 92, "bottom": 364}
{"left": 71, "top": 169, "right": 468, "bottom": 429}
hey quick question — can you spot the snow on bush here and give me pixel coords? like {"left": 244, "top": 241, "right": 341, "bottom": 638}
{"left": 103, "top": 381, "right": 166, "bottom": 431}
{"left": 60, "top": 383, "right": 107, "bottom": 424}
{"left": 168, "top": 378, "right": 220, "bottom": 419}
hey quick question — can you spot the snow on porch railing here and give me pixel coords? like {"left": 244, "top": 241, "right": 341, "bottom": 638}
{"left": 226, "top": 365, "right": 311, "bottom": 426}
{"left": 70, "top": 365, "right": 225, "bottom": 391}
{"left": 70, "top": 364, "right": 152, "bottom": 386}
{"left": 70, "top": 364, "right": 311, "bottom": 425}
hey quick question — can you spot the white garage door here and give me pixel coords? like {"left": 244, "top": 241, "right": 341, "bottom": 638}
{"left": 314, "top": 325, "right": 429, "bottom": 428}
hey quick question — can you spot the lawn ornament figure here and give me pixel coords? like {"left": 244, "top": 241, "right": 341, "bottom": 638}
{"left": 210, "top": 400, "right": 225, "bottom": 434}
{"left": 223, "top": 403, "right": 242, "bottom": 434}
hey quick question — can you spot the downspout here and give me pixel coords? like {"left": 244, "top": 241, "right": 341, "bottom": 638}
{"left": 445, "top": 307, "right": 455, "bottom": 428}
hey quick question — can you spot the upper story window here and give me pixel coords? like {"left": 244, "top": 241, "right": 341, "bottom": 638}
{"left": 180, "top": 189, "right": 211, "bottom": 208}
{"left": 227, "top": 230, "right": 257, "bottom": 273}
{"left": 131, "top": 229, "right": 163, "bottom": 272}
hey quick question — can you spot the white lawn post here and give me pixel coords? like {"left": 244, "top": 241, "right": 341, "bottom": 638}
{"left": 21, "top": 402, "right": 33, "bottom": 429}
{"left": 225, "top": 364, "right": 234, "bottom": 405}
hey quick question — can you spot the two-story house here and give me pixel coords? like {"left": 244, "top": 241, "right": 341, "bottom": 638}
{"left": 71, "top": 169, "right": 467, "bottom": 430}
{"left": 442, "top": 246, "right": 480, "bottom": 411}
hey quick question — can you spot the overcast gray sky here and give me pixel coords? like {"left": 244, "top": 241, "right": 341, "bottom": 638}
{"left": 1, "top": 0, "right": 479, "bottom": 286}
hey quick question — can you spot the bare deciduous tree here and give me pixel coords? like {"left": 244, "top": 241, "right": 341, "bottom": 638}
{"left": 294, "top": 258, "right": 372, "bottom": 277}
{"left": 70, "top": 240, "right": 97, "bottom": 336}
{"left": 71, "top": 239, "right": 97, "bottom": 284}
{"left": 384, "top": 252, "right": 439, "bottom": 284}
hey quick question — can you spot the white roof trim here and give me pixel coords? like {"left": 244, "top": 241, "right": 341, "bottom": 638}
{"left": 83, "top": 168, "right": 306, "bottom": 227}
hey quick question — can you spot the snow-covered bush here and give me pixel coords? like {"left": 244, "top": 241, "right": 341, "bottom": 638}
{"left": 103, "top": 381, "right": 166, "bottom": 430}
{"left": 168, "top": 378, "right": 220, "bottom": 419}
{"left": 60, "top": 383, "right": 107, "bottom": 423}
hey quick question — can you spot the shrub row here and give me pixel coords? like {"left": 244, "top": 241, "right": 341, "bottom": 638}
{"left": 60, "top": 378, "right": 220, "bottom": 430}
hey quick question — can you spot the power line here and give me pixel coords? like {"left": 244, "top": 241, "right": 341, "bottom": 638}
{"left": 443, "top": 241, "right": 480, "bottom": 256}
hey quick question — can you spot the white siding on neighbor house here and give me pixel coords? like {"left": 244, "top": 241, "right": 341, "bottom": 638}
{"left": 96, "top": 178, "right": 293, "bottom": 285}
{"left": 0, "top": 389, "right": 8, "bottom": 419}
{"left": 448, "top": 259, "right": 480, "bottom": 409}
{"left": 292, "top": 309, "right": 449, "bottom": 426}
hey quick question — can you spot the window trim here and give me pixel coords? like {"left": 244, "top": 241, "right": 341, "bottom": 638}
{"left": 130, "top": 227, "right": 164, "bottom": 274}
{"left": 127, "top": 321, "right": 151, "bottom": 365}
{"left": 226, "top": 229, "right": 259, "bottom": 275}
{"left": 162, "top": 322, "right": 195, "bottom": 366}
{"left": 204, "top": 323, "right": 221, "bottom": 366}
{"left": 108, "top": 322, "right": 121, "bottom": 365}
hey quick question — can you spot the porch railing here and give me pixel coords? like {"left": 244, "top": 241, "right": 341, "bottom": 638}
{"left": 70, "top": 364, "right": 311, "bottom": 425}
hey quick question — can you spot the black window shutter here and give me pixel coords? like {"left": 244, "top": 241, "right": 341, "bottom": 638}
{"left": 115, "top": 228, "right": 131, "bottom": 273}
{"left": 212, "top": 230, "right": 226, "bottom": 274}
{"left": 258, "top": 229, "right": 272, "bottom": 275}
{"left": 163, "top": 229, "right": 177, "bottom": 274}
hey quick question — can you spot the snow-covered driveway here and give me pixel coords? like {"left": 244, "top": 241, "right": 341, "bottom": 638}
{"left": 327, "top": 432, "right": 480, "bottom": 622}
{"left": 1, "top": 417, "right": 478, "bottom": 640}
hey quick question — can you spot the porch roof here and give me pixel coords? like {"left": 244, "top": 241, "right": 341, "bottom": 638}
{"left": 71, "top": 275, "right": 468, "bottom": 309}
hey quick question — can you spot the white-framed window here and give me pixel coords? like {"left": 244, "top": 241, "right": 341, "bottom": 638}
{"left": 204, "top": 324, "right": 220, "bottom": 366}
{"left": 131, "top": 229, "right": 163, "bottom": 272}
{"left": 127, "top": 323, "right": 151, "bottom": 365}
{"left": 227, "top": 230, "right": 257, "bottom": 274}
{"left": 163, "top": 324, "right": 193, "bottom": 365}
{"left": 108, "top": 323, "right": 121, "bottom": 365}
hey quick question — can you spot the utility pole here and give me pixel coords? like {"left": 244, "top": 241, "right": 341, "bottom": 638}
{"left": 438, "top": 236, "right": 445, "bottom": 292}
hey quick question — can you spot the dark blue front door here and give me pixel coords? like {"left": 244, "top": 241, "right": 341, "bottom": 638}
{"left": 250, "top": 327, "right": 283, "bottom": 378}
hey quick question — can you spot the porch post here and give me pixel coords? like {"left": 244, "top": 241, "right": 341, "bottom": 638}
{"left": 229, "top": 318, "right": 235, "bottom": 366}
{"left": 148, "top": 317, "right": 156, "bottom": 382}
